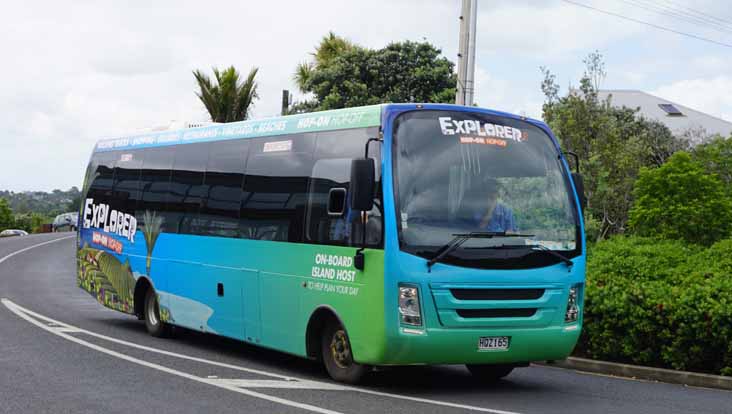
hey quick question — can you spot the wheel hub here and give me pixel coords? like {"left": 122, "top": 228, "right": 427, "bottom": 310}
{"left": 330, "top": 330, "right": 351, "bottom": 369}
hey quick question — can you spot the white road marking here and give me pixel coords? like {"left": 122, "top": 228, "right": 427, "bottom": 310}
{"left": 3, "top": 299, "right": 521, "bottom": 414}
{"left": 207, "top": 379, "right": 349, "bottom": 391}
{"left": 0, "top": 235, "right": 75, "bottom": 266}
{"left": 0, "top": 236, "right": 522, "bottom": 414}
{"left": 2, "top": 299, "right": 343, "bottom": 414}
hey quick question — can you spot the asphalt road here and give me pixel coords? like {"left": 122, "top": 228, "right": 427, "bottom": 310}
{"left": 0, "top": 233, "right": 729, "bottom": 414}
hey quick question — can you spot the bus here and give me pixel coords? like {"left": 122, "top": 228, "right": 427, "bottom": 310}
{"left": 77, "top": 103, "right": 586, "bottom": 383}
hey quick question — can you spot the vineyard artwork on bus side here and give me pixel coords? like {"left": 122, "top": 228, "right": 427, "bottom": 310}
{"left": 77, "top": 207, "right": 173, "bottom": 323}
{"left": 77, "top": 246, "right": 136, "bottom": 313}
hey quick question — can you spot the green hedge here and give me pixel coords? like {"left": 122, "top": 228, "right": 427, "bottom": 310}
{"left": 577, "top": 236, "right": 732, "bottom": 376}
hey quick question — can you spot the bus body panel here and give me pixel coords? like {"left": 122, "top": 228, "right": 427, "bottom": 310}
{"left": 78, "top": 229, "right": 388, "bottom": 362}
{"left": 77, "top": 102, "right": 585, "bottom": 368}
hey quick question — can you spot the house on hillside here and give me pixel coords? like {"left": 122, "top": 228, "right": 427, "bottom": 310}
{"left": 598, "top": 90, "right": 732, "bottom": 143}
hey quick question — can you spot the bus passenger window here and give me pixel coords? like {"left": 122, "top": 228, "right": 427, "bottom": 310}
{"left": 138, "top": 147, "right": 175, "bottom": 232}
{"left": 111, "top": 150, "right": 144, "bottom": 216}
{"left": 200, "top": 139, "right": 248, "bottom": 238}
{"left": 86, "top": 152, "right": 117, "bottom": 206}
{"left": 168, "top": 143, "right": 209, "bottom": 234}
{"left": 240, "top": 134, "right": 315, "bottom": 242}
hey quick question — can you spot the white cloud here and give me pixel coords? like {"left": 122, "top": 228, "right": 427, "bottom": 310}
{"left": 0, "top": 0, "right": 730, "bottom": 191}
{"left": 653, "top": 76, "right": 732, "bottom": 122}
{"left": 474, "top": 67, "right": 543, "bottom": 119}
{"left": 474, "top": 2, "right": 645, "bottom": 57}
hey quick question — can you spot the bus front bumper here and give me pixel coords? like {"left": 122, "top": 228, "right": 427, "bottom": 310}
{"left": 376, "top": 324, "right": 581, "bottom": 366}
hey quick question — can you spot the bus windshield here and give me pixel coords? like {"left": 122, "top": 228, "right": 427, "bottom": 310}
{"left": 393, "top": 110, "right": 581, "bottom": 269}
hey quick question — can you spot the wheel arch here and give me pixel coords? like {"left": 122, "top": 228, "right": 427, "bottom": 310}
{"left": 305, "top": 305, "right": 347, "bottom": 360}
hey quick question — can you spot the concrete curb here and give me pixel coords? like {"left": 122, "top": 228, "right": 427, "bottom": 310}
{"left": 536, "top": 357, "right": 732, "bottom": 391}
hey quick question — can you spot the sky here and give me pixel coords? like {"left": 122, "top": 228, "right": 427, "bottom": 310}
{"left": 2, "top": 0, "right": 731, "bottom": 192}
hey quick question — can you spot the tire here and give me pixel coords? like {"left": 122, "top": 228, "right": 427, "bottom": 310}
{"left": 466, "top": 364, "right": 515, "bottom": 382}
{"left": 321, "top": 320, "right": 368, "bottom": 384}
{"left": 144, "top": 288, "right": 171, "bottom": 337}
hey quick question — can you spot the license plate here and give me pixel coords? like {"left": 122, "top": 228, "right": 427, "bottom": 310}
{"left": 478, "top": 336, "right": 510, "bottom": 351}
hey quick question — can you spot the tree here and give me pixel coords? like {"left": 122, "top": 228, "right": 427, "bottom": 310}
{"left": 541, "top": 52, "right": 688, "bottom": 240}
{"left": 629, "top": 152, "right": 732, "bottom": 245}
{"left": 12, "top": 213, "right": 49, "bottom": 234}
{"left": 294, "top": 32, "right": 356, "bottom": 93}
{"left": 193, "top": 66, "right": 259, "bottom": 122}
{"left": 293, "top": 35, "right": 456, "bottom": 112}
{"left": 692, "top": 136, "right": 732, "bottom": 193}
{"left": 0, "top": 198, "right": 13, "bottom": 231}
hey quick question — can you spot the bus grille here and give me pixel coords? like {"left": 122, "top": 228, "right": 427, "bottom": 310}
{"left": 450, "top": 288, "right": 545, "bottom": 301}
{"left": 431, "top": 283, "right": 564, "bottom": 328}
{"left": 456, "top": 308, "right": 537, "bottom": 318}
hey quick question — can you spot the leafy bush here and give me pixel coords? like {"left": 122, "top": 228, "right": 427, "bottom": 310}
{"left": 578, "top": 236, "right": 732, "bottom": 375}
{"left": 629, "top": 152, "right": 732, "bottom": 246}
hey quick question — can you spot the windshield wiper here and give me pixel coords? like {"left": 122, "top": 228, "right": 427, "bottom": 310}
{"left": 426, "top": 232, "right": 535, "bottom": 272}
{"left": 528, "top": 244, "right": 574, "bottom": 271}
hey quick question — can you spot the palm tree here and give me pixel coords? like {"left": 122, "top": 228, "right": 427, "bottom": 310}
{"left": 193, "top": 66, "right": 259, "bottom": 122}
{"left": 293, "top": 32, "right": 354, "bottom": 93}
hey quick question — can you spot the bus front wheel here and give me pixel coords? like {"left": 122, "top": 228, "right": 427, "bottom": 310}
{"left": 144, "top": 288, "right": 171, "bottom": 338}
{"left": 321, "top": 321, "right": 367, "bottom": 384}
{"left": 466, "top": 364, "right": 514, "bottom": 382}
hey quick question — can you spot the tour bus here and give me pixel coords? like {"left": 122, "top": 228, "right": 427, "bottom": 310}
{"left": 77, "top": 103, "right": 586, "bottom": 383}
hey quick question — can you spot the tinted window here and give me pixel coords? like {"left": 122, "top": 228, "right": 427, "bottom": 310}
{"left": 199, "top": 139, "right": 249, "bottom": 238}
{"left": 305, "top": 128, "right": 382, "bottom": 247}
{"left": 111, "top": 150, "right": 144, "bottom": 215}
{"left": 241, "top": 134, "right": 315, "bottom": 242}
{"left": 87, "top": 152, "right": 116, "bottom": 205}
{"left": 168, "top": 142, "right": 209, "bottom": 234}
{"left": 138, "top": 147, "right": 175, "bottom": 231}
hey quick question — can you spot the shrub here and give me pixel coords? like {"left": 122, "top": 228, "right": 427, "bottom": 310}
{"left": 629, "top": 152, "right": 732, "bottom": 246}
{"left": 578, "top": 236, "right": 732, "bottom": 375}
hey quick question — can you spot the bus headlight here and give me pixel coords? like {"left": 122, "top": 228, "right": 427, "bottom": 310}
{"left": 565, "top": 284, "right": 580, "bottom": 323}
{"left": 399, "top": 285, "right": 422, "bottom": 326}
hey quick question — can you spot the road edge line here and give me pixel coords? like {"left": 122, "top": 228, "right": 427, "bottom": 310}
{"left": 1, "top": 299, "right": 521, "bottom": 414}
{"left": 536, "top": 357, "right": 732, "bottom": 391}
{"left": 0, "top": 235, "right": 75, "bottom": 266}
{"left": 1, "top": 298, "right": 344, "bottom": 414}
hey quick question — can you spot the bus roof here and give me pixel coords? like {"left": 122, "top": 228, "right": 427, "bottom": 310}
{"left": 93, "top": 104, "right": 385, "bottom": 153}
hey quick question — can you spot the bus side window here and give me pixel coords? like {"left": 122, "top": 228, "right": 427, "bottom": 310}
{"left": 138, "top": 147, "right": 175, "bottom": 232}
{"left": 306, "top": 159, "right": 353, "bottom": 245}
{"left": 168, "top": 142, "right": 209, "bottom": 235}
{"left": 111, "top": 150, "right": 144, "bottom": 217}
{"left": 240, "top": 134, "right": 315, "bottom": 242}
{"left": 86, "top": 152, "right": 117, "bottom": 206}
{"left": 306, "top": 127, "right": 382, "bottom": 248}
{"left": 199, "top": 139, "right": 248, "bottom": 238}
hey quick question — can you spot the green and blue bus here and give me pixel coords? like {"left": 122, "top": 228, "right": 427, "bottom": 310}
{"left": 77, "top": 103, "right": 586, "bottom": 383}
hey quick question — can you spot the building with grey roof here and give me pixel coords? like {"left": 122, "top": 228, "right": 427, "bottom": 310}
{"left": 598, "top": 90, "right": 732, "bottom": 142}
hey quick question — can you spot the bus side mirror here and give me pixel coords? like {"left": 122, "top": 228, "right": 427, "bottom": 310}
{"left": 572, "top": 172, "right": 587, "bottom": 211}
{"left": 350, "top": 158, "right": 375, "bottom": 212}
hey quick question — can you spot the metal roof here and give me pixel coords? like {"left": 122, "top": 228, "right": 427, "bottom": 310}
{"left": 598, "top": 90, "right": 732, "bottom": 140}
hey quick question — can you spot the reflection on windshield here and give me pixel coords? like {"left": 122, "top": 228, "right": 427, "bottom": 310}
{"left": 394, "top": 110, "right": 580, "bottom": 267}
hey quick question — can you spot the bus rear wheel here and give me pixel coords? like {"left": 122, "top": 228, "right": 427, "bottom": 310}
{"left": 144, "top": 288, "right": 171, "bottom": 338}
{"left": 466, "top": 364, "right": 514, "bottom": 382}
{"left": 321, "top": 321, "right": 367, "bottom": 384}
